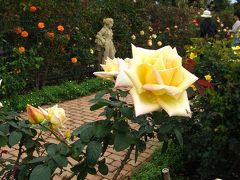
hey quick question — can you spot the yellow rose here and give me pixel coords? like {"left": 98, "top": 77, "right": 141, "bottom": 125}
{"left": 94, "top": 57, "right": 132, "bottom": 87}
{"left": 93, "top": 57, "right": 119, "bottom": 80}
{"left": 124, "top": 45, "right": 198, "bottom": 117}
{"left": 47, "top": 105, "right": 66, "bottom": 129}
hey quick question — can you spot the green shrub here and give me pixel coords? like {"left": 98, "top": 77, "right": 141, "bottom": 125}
{"left": 177, "top": 39, "right": 240, "bottom": 179}
{"left": 2, "top": 78, "right": 113, "bottom": 112}
{"left": 131, "top": 143, "right": 185, "bottom": 180}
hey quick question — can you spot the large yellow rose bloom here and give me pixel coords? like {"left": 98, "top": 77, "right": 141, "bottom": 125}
{"left": 125, "top": 45, "right": 198, "bottom": 117}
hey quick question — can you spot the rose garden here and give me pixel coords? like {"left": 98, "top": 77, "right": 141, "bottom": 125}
{"left": 0, "top": 1, "right": 240, "bottom": 180}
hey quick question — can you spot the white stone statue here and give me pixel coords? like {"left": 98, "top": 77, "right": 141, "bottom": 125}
{"left": 95, "top": 18, "right": 116, "bottom": 70}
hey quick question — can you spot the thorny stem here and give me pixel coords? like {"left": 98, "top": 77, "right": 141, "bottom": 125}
{"left": 113, "top": 144, "right": 134, "bottom": 180}
{"left": 12, "top": 143, "right": 23, "bottom": 178}
{"left": 41, "top": 125, "right": 68, "bottom": 144}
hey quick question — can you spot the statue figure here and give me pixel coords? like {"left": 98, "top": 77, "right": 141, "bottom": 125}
{"left": 95, "top": 18, "right": 116, "bottom": 70}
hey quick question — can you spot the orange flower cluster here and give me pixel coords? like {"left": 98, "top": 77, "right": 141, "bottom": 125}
{"left": 18, "top": 46, "right": 25, "bottom": 53}
{"left": 57, "top": 25, "right": 64, "bottom": 32}
{"left": 29, "top": 5, "right": 37, "bottom": 12}
{"left": 21, "top": 31, "right": 28, "bottom": 38}
{"left": 15, "top": 26, "right": 23, "bottom": 34}
{"left": 38, "top": 22, "right": 45, "bottom": 29}
{"left": 71, "top": 57, "right": 77, "bottom": 63}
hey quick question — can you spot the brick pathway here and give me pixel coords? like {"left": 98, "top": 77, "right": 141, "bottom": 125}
{"left": 3, "top": 93, "right": 159, "bottom": 180}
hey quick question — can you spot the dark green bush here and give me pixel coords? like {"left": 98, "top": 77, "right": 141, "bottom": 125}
{"left": 180, "top": 40, "right": 240, "bottom": 179}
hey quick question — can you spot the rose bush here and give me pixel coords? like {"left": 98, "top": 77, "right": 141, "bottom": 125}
{"left": 0, "top": 43, "right": 198, "bottom": 179}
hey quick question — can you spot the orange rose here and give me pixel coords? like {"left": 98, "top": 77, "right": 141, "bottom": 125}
{"left": 15, "top": 26, "right": 23, "bottom": 34}
{"left": 71, "top": 57, "right": 77, "bottom": 63}
{"left": 47, "top": 32, "right": 55, "bottom": 39}
{"left": 30, "top": 6, "right": 37, "bottom": 12}
{"left": 21, "top": 31, "right": 28, "bottom": 38}
{"left": 57, "top": 25, "right": 64, "bottom": 32}
{"left": 18, "top": 46, "right": 25, "bottom": 53}
{"left": 38, "top": 22, "right": 45, "bottom": 29}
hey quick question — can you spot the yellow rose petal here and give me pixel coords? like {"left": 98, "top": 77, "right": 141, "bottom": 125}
{"left": 176, "top": 68, "right": 198, "bottom": 91}
{"left": 157, "top": 91, "right": 191, "bottom": 117}
{"left": 130, "top": 88, "right": 160, "bottom": 116}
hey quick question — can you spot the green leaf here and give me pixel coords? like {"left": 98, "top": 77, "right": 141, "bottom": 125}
{"left": 47, "top": 144, "right": 57, "bottom": 156}
{"left": 161, "top": 141, "right": 168, "bottom": 154}
{"left": 7, "top": 121, "right": 19, "bottom": 128}
{"left": 105, "top": 107, "right": 114, "bottom": 119}
{"left": 114, "top": 133, "right": 134, "bottom": 151}
{"left": 28, "top": 156, "right": 49, "bottom": 164}
{"left": 77, "top": 170, "right": 88, "bottom": 180}
{"left": 92, "top": 91, "right": 107, "bottom": 102}
{"left": 136, "top": 140, "right": 146, "bottom": 153}
{"left": 52, "top": 155, "right": 68, "bottom": 167}
{"left": 98, "top": 163, "right": 108, "bottom": 175}
{"left": 71, "top": 139, "right": 85, "bottom": 160}
{"left": 9, "top": 131, "right": 22, "bottom": 146}
{"left": 86, "top": 141, "right": 102, "bottom": 165}
{"left": 174, "top": 128, "right": 183, "bottom": 147}
{"left": 58, "top": 143, "right": 70, "bottom": 155}
{"left": 113, "top": 121, "right": 130, "bottom": 133}
{"left": 88, "top": 167, "right": 97, "bottom": 175}
{"left": 29, "top": 165, "right": 51, "bottom": 180}
{"left": 121, "top": 107, "right": 133, "bottom": 120}
{"left": 0, "top": 124, "right": 9, "bottom": 134}
{"left": 90, "top": 100, "right": 109, "bottom": 111}
{"left": 118, "top": 90, "right": 128, "bottom": 97}
{"left": 145, "top": 125, "right": 153, "bottom": 134}
{"left": 73, "top": 123, "right": 94, "bottom": 143}
{"left": 158, "top": 123, "right": 172, "bottom": 134}
{"left": 0, "top": 136, "right": 8, "bottom": 146}
{"left": 93, "top": 120, "right": 111, "bottom": 138}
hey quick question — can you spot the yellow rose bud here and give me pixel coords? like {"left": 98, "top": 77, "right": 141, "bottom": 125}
{"left": 47, "top": 105, "right": 66, "bottom": 129}
{"left": 131, "top": 34, "right": 136, "bottom": 40}
{"left": 157, "top": 41, "right": 162, "bottom": 46}
{"left": 147, "top": 39, "right": 152, "bottom": 46}
{"left": 204, "top": 74, "right": 212, "bottom": 82}
{"left": 148, "top": 26, "right": 153, "bottom": 32}
{"left": 140, "top": 30, "right": 144, "bottom": 36}
{"left": 189, "top": 52, "right": 197, "bottom": 59}
{"left": 64, "top": 129, "right": 71, "bottom": 139}
{"left": 90, "top": 48, "right": 94, "bottom": 54}
{"left": 151, "top": 34, "right": 157, "bottom": 39}
{"left": 26, "top": 104, "right": 46, "bottom": 124}
{"left": 190, "top": 84, "right": 197, "bottom": 91}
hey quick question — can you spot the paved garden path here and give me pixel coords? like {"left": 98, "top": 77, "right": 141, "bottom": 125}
{"left": 6, "top": 93, "right": 159, "bottom": 180}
